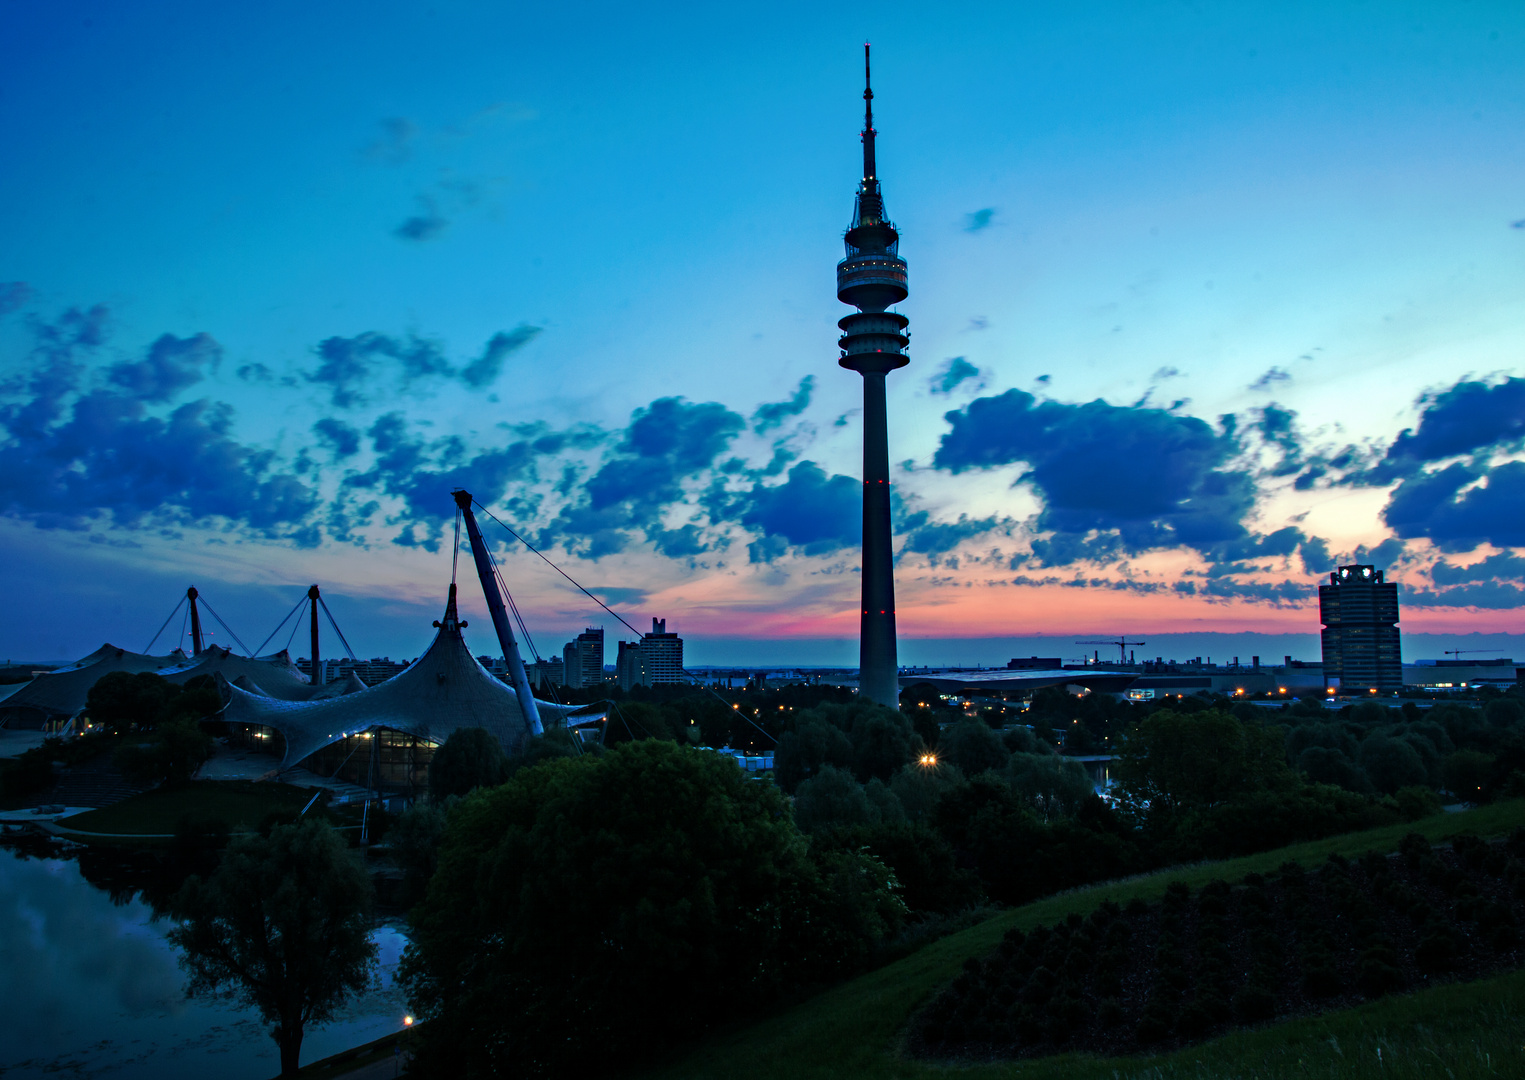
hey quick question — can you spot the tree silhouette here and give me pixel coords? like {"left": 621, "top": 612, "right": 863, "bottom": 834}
{"left": 169, "top": 818, "right": 378, "bottom": 1076}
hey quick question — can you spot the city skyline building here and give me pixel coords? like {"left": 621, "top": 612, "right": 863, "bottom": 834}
{"left": 1320, "top": 564, "right": 1403, "bottom": 693}
{"left": 615, "top": 618, "right": 685, "bottom": 689}
{"left": 561, "top": 626, "right": 606, "bottom": 689}
{"left": 836, "top": 44, "right": 909, "bottom": 709}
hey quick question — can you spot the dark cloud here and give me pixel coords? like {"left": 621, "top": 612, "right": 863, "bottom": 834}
{"left": 1151, "top": 366, "right": 1181, "bottom": 381}
{"left": 900, "top": 513, "right": 1005, "bottom": 557}
{"left": 1349, "top": 538, "right": 1408, "bottom": 569}
{"left": 751, "top": 376, "right": 814, "bottom": 433}
{"left": 349, "top": 413, "right": 556, "bottom": 552}
{"left": 1363, "top": 377, "right": 1525, "bottom": 484}
{"left": 542, "top": 398, "right": 745, "bottom": 559}
{"left": 1250, "top": 367, "right": 1291, "bottom": 391}
{"left": 964, "top": 208, "right": 996, "bottom": 233}
{"left": 307, "top": 329, "right": 538, "bottom": 407}
{"left": 395, "top": 196, "right": 448, "bottom": 241}
{"left": 735, "top": 460, "right": 859, "bottom": 562}
{"left": 933, "top": 388, "right": 1253, "bottom": 563}
{"left": 236, "top": 362, "right": 273, "bottom": 382}
{"left": 592, "top": 586, "right": 649, "bottom": 609}
{"left": 929, "top": 357, "right": 980, "bottom": 395}
{"left": 1254, "top": 403, "right": 1303, "bottom": 476}
{"left": 459, "top": 325, "right": 541, "bottom": 388}
{"left": 1432, "top": 552, "right": 1525, "bottom": 587}
{"left": 105, "top": 333, "right": 219, "bottom": 403}
{"left": 1193, "top": 578, "right": 1311, "bottom": 606}
{"left": 0, "top": 310, "right": 318, "bottom": 540}
{"left": 1405, "top": 581, "right": 1525, "bottom": 609}
{"left": 313, "top": 418, "right": 361, "bottom": 458}
{"left": 1299, "top": 535, "right": 1332, "bottom": 576}
{"left": 0, "top": 282, "right": 32, "bottom": 315}
{"left": 1382, "top": 460, "right": 1525, "bottom": 552}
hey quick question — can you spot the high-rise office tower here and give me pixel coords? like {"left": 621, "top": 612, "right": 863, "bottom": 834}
{"left": 639, "top": 618, "right": 683, "bottom": 685}
{"left": 836, "top": 44, "right": 909, "bottom": 709}
{"left": 1319, "top": 564, "right": 1402, "bottom": 692}
{"left": 561, "top": 627, "right": 605, "bottom": 689}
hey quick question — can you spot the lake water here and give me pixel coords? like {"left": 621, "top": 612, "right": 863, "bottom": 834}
{"left": 0, "top": 839, "right": 412, "bottom": 1079}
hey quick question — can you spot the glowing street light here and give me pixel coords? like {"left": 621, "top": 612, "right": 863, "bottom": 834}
{"left": 918, "top": 753, "right": 937, "bottom": 767}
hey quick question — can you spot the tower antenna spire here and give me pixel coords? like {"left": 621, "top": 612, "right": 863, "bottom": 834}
{"left": 862, "top": 42, "right": 876, "bottom": 185}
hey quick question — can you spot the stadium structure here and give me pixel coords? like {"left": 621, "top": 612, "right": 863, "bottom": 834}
{"left": 0, "top": 491, "right": 606, "bottom": 792}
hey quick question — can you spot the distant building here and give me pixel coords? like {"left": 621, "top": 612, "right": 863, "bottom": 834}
{"left": 299, "top": 656, "right": 410, "bottom": 686}
{"left": 615, "top": 639, "right": 645, "bottom": 690}
{"left": 614, "top": 619, "right": 684, "bottom": 689}
{"left": 561, "top": 627, "right": 605, "bottom": 689}
{"left": 526, "top": 657, "right": 565, "bottom": 689}
{"left": 1007, "top": 657, "right": 1062, "bottom": 670}
{"left": 640, "top": 618, "right": 684, "bottom": 685}
{"left": 1320, "top": 564, "right": 1402, "bottom": 692}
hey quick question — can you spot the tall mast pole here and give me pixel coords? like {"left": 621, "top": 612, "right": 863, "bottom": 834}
{"left": 308, "top": 584, "right": 321, "bottom": 685}
{"left": 187, "top": 586, "right": 204, "bottom": 655}
{"left": 452, "top": 489, "right": 544, "bottom": 736}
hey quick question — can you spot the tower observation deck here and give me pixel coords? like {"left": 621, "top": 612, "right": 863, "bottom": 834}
{"left": 837, "top": 44, "right": 907, "bottom": 709}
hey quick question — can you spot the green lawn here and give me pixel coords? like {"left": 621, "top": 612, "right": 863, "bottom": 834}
{"left": 65, "top": 780, "right": 326, "bottom": 835}
{"left": 642, "top": 801, "right": 1525, "bottom": 1080}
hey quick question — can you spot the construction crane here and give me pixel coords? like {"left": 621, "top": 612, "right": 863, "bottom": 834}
{"left": 1444, "top": 649, "right": 1504, "bottom": 659}
{"left": 1076, "top": 638, "right": 1144, "bottom": 666}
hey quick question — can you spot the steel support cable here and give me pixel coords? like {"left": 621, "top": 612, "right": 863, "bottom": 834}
{"left": 143, "top": 597, "right": 187, "bottom": 653}
{"left": 198, "top": 597, "right": 252, "bottom": 655}
{"left": 472, "top": 499, "right": 776, "bottom": 743}
{"left": 317, "top": 597, "right": 358, "bottom": 661}
{"left": 253, "top": 595, "right": 307, "bottom": 657}
{"left": 283, "top": 600, "right": 306, "bottom": 652}
{"left": 451, "top": 508, "right": 462, "bottom": 585}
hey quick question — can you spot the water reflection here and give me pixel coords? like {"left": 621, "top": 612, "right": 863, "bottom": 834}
{"left": 0, "top": 838, "right": 409, "bottom": 1079}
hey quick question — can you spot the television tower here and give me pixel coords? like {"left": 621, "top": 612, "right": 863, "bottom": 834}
{"left": 836, "top": 43, "right": 909, "bottom": 709}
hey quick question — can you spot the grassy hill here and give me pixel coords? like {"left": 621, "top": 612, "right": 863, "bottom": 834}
{"left": 640, "top": 801, "right": 1525, "bottom": 1080}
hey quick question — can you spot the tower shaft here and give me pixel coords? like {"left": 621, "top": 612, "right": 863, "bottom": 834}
{"left": 308, "top": 584, "right": 321, "bottom": 686}
{"left": 859, "top": 370, "right": 898, "bottom": 705}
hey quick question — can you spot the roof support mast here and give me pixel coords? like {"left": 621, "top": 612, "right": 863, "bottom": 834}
{"left": 187, "top": 586, "right": 205, "bottom": 656}
{"left": 452, "top": 489, "right": 544, "bottom": 736}
{"left": 308, "top": 585, "right": 322, "bottom": 685}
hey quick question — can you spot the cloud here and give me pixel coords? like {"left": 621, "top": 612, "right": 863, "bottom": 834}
{"left": 105, "top": 333, "right": 220, "bottom": 402}
{"left": 1404, "top": 581, "right": 1525, "bottom": 609}
{"left": 933, "top": 388, "right": 1254, "bottom": 563}
{"left": 363, "top": 117, "right": 417, "bottom": 164}
{"left": 966, "top": 316, "right": 989, "bottom": 332}
{"left": 1250, "top": 366, "right": 1291, "bottom": 391}
{"left": 1299, "top": 535, "right": 1332, "bottom": 576}
{"left": 542, "top": 398, "right": 745, "bottom": 559}
{"left": 459, "top": 325, "right": 542, "bottom": 388}
{"left": 900, "top": 513, "right": 1005, "bottom": 557}
{"left": 964, "top": 208, "right": 996, "bottom": 233}
{"left": 394, "top": 196, "right": 448, "bottom": 241}
{"left": 236, "top": 362, "right": 273, "bottom": 382}
{"left": 734, "top": 460, "right": 860, "bottom": 562}
{"left": 0, "top": 282, "right": 32, "bottom": 315}
{"left": 1432, "top": 551, "right": 1525, "bottom": 587}
{"left": 1382, "top": 460, "right": 1525, "bottom": 552}
{"left": 929, "top": 357, "right": 980, "bottom": 395}
{"left": 1151, "top": 366, "right": 1181, "bottom": 381}
{"left": 1362, "top": 376, "right": 1525, "bottom": 484}
{"left": 307, "top": 329, "right": 537, "bottom": 407}
{"left": 0, "top": 310, "right": 319, "bottom": 540}
{"left": 591, "top": 586, "right": 649, "bottom": 610}
{"left": 751, "top": 376, "right": 814, "bottom": 433}
{"left": 313, "top": 418, "right": 361, "bottom": 458}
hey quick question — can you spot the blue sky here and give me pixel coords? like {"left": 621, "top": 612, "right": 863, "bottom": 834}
{"left": 2, "top": 1, "right": 1523, "bottom": 665}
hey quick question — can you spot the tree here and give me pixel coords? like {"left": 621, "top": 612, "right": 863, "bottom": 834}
{"left": 86, "top": 670, "right": 177, "bottom": 732}
{"left": 400, "top": 740, "right": 901, "bottom": 1078}
{"left": 1006, "top": 752, "right": 1094, "bottom": 821}
{"left": 427, "top": 726, "right": 508, "bottom": 800}
{"left": 169, "top": 818, "right": 378, "bottom": 1076}
{"left": 939, "top": 718, "right": 1010, "bottom": 777}
{"left": 848, "top": 707, "right": 917, "bottom": 781}
{"left": 110, "top": 675, "right": 218, "bottom": 786}
{"left": 1114, "top": 708, "right": 1290, "bottom": 816}
{"left": 793, "top": 763, "right": 877, "bottom": 832}
{"left": 115, "top": 714, "right": 214, "bottom": 786}
{"left": 1358, "top": 736, "right": 1428, "bottom": 795}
